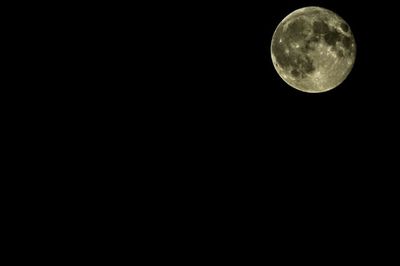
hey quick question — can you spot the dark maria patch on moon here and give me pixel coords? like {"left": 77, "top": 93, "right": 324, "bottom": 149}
{"left": 324, "top": 29, "right": 341, "bottom": 46}
{"left": 313, "top": 20, "right": 329, "bottom": 34}
{"left": 342, "top": 36, "right": 352, "bottom": 49}
{"left": 309, "top": 18, "right": 353, "bottom": 58}
{"left": 299, "top": 55, "right": 315, "bottom": 75}
{"left": 291, "top": 69, "right": 300, "bottom": 77}
{"left": 286, "top": 18, "right": 308, "bottom": 40}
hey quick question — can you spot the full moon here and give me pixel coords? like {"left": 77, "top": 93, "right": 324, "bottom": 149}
{"left": 271, "top": 6, "right": 356, "bottom": 93}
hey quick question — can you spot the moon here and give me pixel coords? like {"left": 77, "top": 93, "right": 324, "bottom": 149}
{"left": 271, "top": 6, "right": 356, "bottom": 93}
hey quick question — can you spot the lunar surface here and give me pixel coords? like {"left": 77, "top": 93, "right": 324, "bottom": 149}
{"left": 271, "top": 6, "right": 356, "bottom": 93}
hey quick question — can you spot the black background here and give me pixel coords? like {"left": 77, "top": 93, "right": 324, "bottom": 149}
{"left": 3, "top": 2, "right": 397, "bottom": 260}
